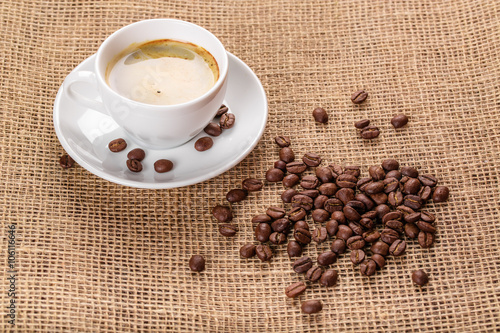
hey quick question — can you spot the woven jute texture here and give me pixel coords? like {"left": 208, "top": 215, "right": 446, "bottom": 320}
{"left": 1, "top": 0, "right": 499, "bottom": 332}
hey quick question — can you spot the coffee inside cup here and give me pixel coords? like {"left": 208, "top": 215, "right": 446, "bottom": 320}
{"left": 105, "top": 39, "right": 219, "bottom": 105}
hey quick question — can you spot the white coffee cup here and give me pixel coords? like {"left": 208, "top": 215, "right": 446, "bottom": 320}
{"left": 64, "top": 19, "right": 229, "bottom": 149}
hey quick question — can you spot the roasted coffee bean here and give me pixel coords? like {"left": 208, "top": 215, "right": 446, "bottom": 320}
{"left": 286, "top": 161, "right": 308, "bottom": 174}
{"left": 363, "top": 230, "right": 380, "bottom": 243}
{"left": 312, "top": 227, "right": 328, "bottom": 244}
{"left": 364, "top": 181, "right": 384, "bottom": 195}
{"left": 252, "top": 214, "right": 272, "bottom": 224}
{"left": 317, "top": 251, "right": 337, "bottom": 266}
{"left": 266, "top": 168, "right": 285, "bottom": 182}
{"left": 300, "top": 175, "right": 320, "bottom": 189}
{"left": 283, "top": 174, "right": 300, "bottom": 187}
{"left": 312, "top": 107, "right": 328, "bottom": 123}
{"left": 271, "top": 218, "right": 291, "bottom": 233}
{"left": 416, "top": 221, "right": 437, "bottom": 234}
{"left": 369, "top": 166, "right": 386, "bottom": 181}
{"left": 314, "top": 195, "right": 329, "bottom": 209}
{"left": 329, "top": 164, "right": 344, "bottom": 177}
{"left": 380, "top": 228, "right": 400, "bottom": 244}
{"left": 401, "top": 166, "right": 419, "bottom": 178}
{"left": 285, "top": 281, "right": 307, "bottom": 298}
{"left": 189, "top": 255, "right": 205, "bottom": 272}
{"left": 274, "top": 135, "right": 291, "bottom": 147}
{"left": 404, "top": 222, "right": 420, "bottom": 239}
{"left": 412, "top": 269, "right": 429, "bottom": 286}
{"left": 287, "top": 240, "right": 303, "bottom": 258}
{"left": 350, "top": 249, "right": 366, "bottom": 265}
{"left": 220, "top": 113, "right": 235, "bottom": 129}
{"left": 255, "top": 244, "right": 273, "bottom": 262}
{"left": 294, "top": 228, "right": 312, "bottom": 245}
{"left": 292, "top": 194, "right": 314, "bottom": 211}
{"left": 361, "top": 210, "right": 377, "bottom": 220}
{"left": 432, "top": 186, "right": 450, "bottom": 203}
{"left": 293, "top": 256, "right": 313, "bottom": 273}
{"left": 226, "top": 189, "right": 248, "bottom": 203}
{"left": 266, "top": 207, "right": 286, "bottom": 220}
{"left": 418, "top": 231, "right": 434, "bottom": 248}
{"left": 360, "top": 260, "right": 377, "bottom": 276}
{"left": 288, "top": 207, "right": 307, "bottom": 221}
{"left": 336, "top": 188, "right": 355, "bottom": 205}
{"left": 203, "top": 122, "right": 222, "bottom": 136}
{"left": 274, "top": 160, "right": 287, "bottom": 171}
{"left": 320, "top": 269, "right": 338, "bottom": 287}
{"left": 242, "top": 178, "right": 263, "bottom": 191}
{"left": 359, "top": 217, "right": 375, "bottom": 230}
{"left": 347, "top": 236, "right": 365, "bottom": 250}
{"left": 400, "top": 176, "right": 409, "bottom": 184}
{"left": 127, "top": 148, "right": 145, "bottom": 161}
{"left": 331, "top": 211, "right": 346, "bottom": 224}
{"left": 312, "top": 209, "right": 331, "bottom": 223}
{"left": 360, "top": 126, "right": 380, "bottom": 139}
{"left": 302, "top": 152, "right": 322, "bottom": 167}
{"left": 382, "top": 159, "right": 399, "bottom": 171}
{"left": 346, "top": 200, "right": 366, "bottom": 213}
{"left": 269, "top": 232, "right": 287, "bottom": 245}
{"left": 212, "top": 205, "right": 233, "bottom": 222}
{"left": 154, "top": 159, "right": 174, "bottom": 173}
{"left": 255, "top": 223, "right": 272, "bottom": 242}
{"left": 318, "top": 183, "right": 337, "bottom": 196}
{"left": 349, "top": 221, "right": 364, "bottom": 235}
{"left": 404, "top": 212, "right": 421, "bottom": 224}
{"left": 316, "top": 166, "right": 335, "bottom": 183}
{"left": 396, "top": 205, "right": 415, "bottom": 217}
{"left": 351, "top": 90, "right": 368, "bottom": 104}
{"left": 344, "top": 165, "right": 361, "bottom": 178}
{"left": 306, "top": 266, "right": 323, "bottom": 282}
{"left": 300, "top": 190, "right": 320, "bottom": 198}
{"left": 372, "top": 254, "right": 386, "bottom": 269}
{"left": 194, "top": 137, "right": 213, "bottom": 151}
{"left": 239, "top": 243, "right": 256, "bottom": 258}
{"left": 108, "top": 138, "right": 127, "bottom": 152}
{"left": 386, "top": 170, "right": 402, "bottom": 180}
{"left": 355, "top": 193, "right": 375, "bottom": 211}
{"left": 389, "top": 239, "right": 406, "bottom": 256}
{"left": 383, "top": 177, "right": 400, "bottom": 193}
{"left": 388, "top": 190, "right": 404, "bottom": 207}
{"left": 420, "top": 211, "right": 436, "bottom": 223}
{"left": 357, "top": 177, "right": 373, "bottom": 192}
{"left": 336, "top": 225, "right": 354, "bottom": 240}
{"left": 369, "top": 192, "right": 388, "bottom": 205}
{"left": 216, "top": 104, "right": 229, "bottom": 117}
{"left": 325, "top": 220, "right": 339, "bottom": 237}
{"left": 294, "top": 220, "right": 310, "bottom": 231}
{"left": 343, "top": 206, "right": 361, "bottom": 222}
{"left": 279, "top": 147, "right": 295, "bottom": 163}
{"left": 355, "top": 119, "right": 370, "bottom": 129}
{"left": 301, "top": 300, "right": 323, "bottom": 314}
{"left": 403, "top": 178, "right": 422, "bottom": 195}
{"left": 371, "top": 241, "right": 390, "bottom": 256}
{"left": 391, "top": 114, "right": 409, "bottom": 128}
{"left": 59, "top": 154, "right": 74, "bottom": 169}
{"left": 336, "top": 174, "right": 358, "bottom": 188}
{"left": 404, "top": 194, "right": 423, "bottom": 210}
{"left": 219, "top": 224, "right": 238, "bottom": 237}
{"left": 126, "top": 159, "right": 143, "bottom": 172}
{"left": 282, "top": 189, "right": 298, "bottom": 203}
{"left": 331, "top": 239, "right": 347, "bottom": 254}
{"left": 375, "top": 204, "right": 391, "bottom": 219}
{"left": 419, "top": 186, "right": 432, "bottom": 201}
{"left": 418, "top": 174, "right": 438, "bottom": 187}
{"left": 385, "top": 220, "right": 404, "bottom": 233}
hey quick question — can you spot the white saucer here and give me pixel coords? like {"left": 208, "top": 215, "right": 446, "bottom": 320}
{"left": 53, "top": 52, "right": 268, "bottom": 189}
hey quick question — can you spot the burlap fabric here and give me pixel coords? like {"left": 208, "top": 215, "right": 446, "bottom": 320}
{"left": 1, "top": 0, "right": 499, "bottom": 332}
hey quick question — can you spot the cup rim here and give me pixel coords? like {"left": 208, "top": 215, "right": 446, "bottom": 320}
{"left": 95, "top": 18, "right": 228, "bottom": 109}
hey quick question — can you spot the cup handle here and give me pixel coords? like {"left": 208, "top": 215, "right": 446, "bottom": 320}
{"left": 64, "top": 71, "right": 108, "bottom": 114}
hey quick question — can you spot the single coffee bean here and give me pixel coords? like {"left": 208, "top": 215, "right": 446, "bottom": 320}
{"left": 219, "top": 224, "right": 238, "bottom": 237}
{"left": 355, "top": 119, "right": 370, "bottom": 129}
{"left": 418, "top": 174, "right": 438, "bottom": 187}
{"left": 412, "top": 269, "right": 429, "bottom": 286}
{"left": 325, "top": 220, "right": 339, "bottom": 236}
{"left": 301, "top": 189, "right": 320, "bottom": 198}
{"left": 269, "top": 232, "right": 287, "bottom": 245}
{"left": 383, "top": 177, "right": 400, "bottom": 193}
{"left": 282, "top": 189, "right": 298, "bottom": 203}
{"left": 420, "top": 211, "right": 436, "bottom": 223}
{"left": 301, "top": 300, "right": 323, "bottom": 314}
{"left": 331, "top": 211, "right": 346, "bottom": 224}
{"left": 242, "top": 178, "right": 263, "bottom": 191}
{"left": 375, "top": 204, "right": 391, "bottom": 219}
{"left": 382, "top": 159, "right": 399, "bottom": 171}
{"left": 314, "top": 195, "right": 329, "bottom": 209}
{"left": 279, "top": 147, "right": 295, "bottom": 163}
{"left": 385, "top": 220, "right": 404, "bottom": 233}
{"left": 127, "top": 148, "right": 145, "bottom": 161}
{"left": 403, "top": 178, "right": 422, "bottom": 195}
{"left": 380, "top": 228, "right": 400, "bottom": 244}
{"left": 386, "top": 170, "right": 402, "bottom": 180}
{"left": 154, "top": 159, "right": 173, "bottom": 173}
{"left": 306, "top": 266, "right": 323, "bottom": 282}
{"left": 351, "top": 90, "right": 368, "bottom": 104}
{"left": 336, "top": 174, "right": 358, "bottom": 188}
{"left": 274, "top": 135, "right": 291, "bottom": 147}
{"left": 432, "top": 186, "right": 450, "bottom": 203}
{"left": 316, "top": 167, "right": 335, "bottom": 183}
{"left": 312, "top": 107, "right": 328, "bottom": 123}
{"left": 220, "top": 113, "right": 235, "bottom": 129}
{"left": 226, "top": 189, "right": 248, "bottom": 203}
{"left": 271, "top": 218, "right": 291, "bottom": 233}
{"left": 336, "top": 188, "right": 355, "bottom": 204}
{"left": 389, "top": 239, "right": 407, "bottom": 256}
{"left": 189, "top": 255, "right": 205, "bottom": 272}
{"left": 329, "top": 163, "right": 344, "bottom": 177}
{"left": 286, "top": 161, "right": 308, "bottom": 174}
{"left": 331, "top": 239, "right": 347, "bottom": 254}
{"left": 359, "top": 217, "right": 375, "bottom": 230}
{"left": 320, "top": 269, "right": 338, "bottom": 287}
{"left": 317, "top": 251, "right": 337, "bottom": 266}
{"left": 361, "top": 210, "right": 377, "bottom": 220}
{"left": 360, "top": 260, "right": 377, "bottom": 276}
{"left": 300, "top": 175, "right": 320, "bottom": 189}
{"left": 239, "top": 243, "right": 256, "bottom": 258}
{"left": 294, "top": 228, "right": 312, "bottom": 245}
{"left": 266, "top": 168, "right": 285, "bottom": 182}
{"left": 363, "top": 230, "right": 380, "bottom": 243}
{"left": 396, "top": 205, "right": 415, "bottom": 217}
{"left": 288, "top": 207, "right": 306, "bottom": 221}
{"left": 349, "top": 221, "right": 364, "bottom": 235}
{"left": 252, "top": 214, "right": 272, "bottom": 224}
{"left": 388, "top": 190, "right": 404, "bottom": 207}
{"left": 266, "top": 207, "right": 286, "bottom": 220}
{"left": 401, "top": 166, "right": 419, "bottom": 178}
{"left": 346, "top": 200, "right": 366, "bottom": 213}
{"left": 294, "top": 220, "right": 310, "bottom": 231}
{"left": 303, "top": 152, "right": 322, "bottom": 167}
{"left": 59, "top": 154, "right": 74, "bottom": 169}
{"left": 419, "top": 186, "right": 433, "bottom": 201}
{"left": 405, "top": 222, "right": 420, "bottom": 239}
{"left": 126, "top": 159, "right": 143, "bottom": 172}
{"left": 336, "top": 225, "right": 354, "bottom": 240}
{"left": 203, "top": 122, "right": 222, "bottom": 136}
{"left": 350, "top": 249, "right": 366, "bottom": 265}
{"left": 215, "top": 104, "right": 229, "bottom": 117}
{"left": 418, "top": 231, "right": 434, "bottom": 248}
{"left": 370, "top": 192, "right": 388, "bottom": 205}
{"left": 357, "top": 177, "right": 373, "bottom": 192}
{"left": 194, "top": 137, "right": 213, "bottom": 151}
{"left": 285, "top": 281, "right": 306, "bottom": 298}
{"left": 108, "top": 138, "right": 127, "bottom": 152}
{"left": 255, "top": 223, "right": 272, "bottom": 242}
{"left": 371, "top": 241, "right": 390, "bottom": 256}
{"left": 391, "top": 114, "right": 409, "bottom": 128}
{"left": 360, "top": 126, "right": 380, "bottom": 139}
{"left": 355, "top": 193, "right": 375, "bottom": 211}
{"left": 404, "top": 194, "right": 423, "bottom": 210}
{"left": 415, "top": 221, "right": 437, "bottom": 234}
{"left": 212, "top": 205, "right": 233, "bottom": 222}
{"left": 343, "top": 206, "right": 361, "bottom": 222}
{"left": 347, "top": 235, "right": 365, "bottom": 250}
{"left": 369, "top": 166, "right": 386, "bottom": 181}
{"left": 364, "top": 181, "right": 385, "bottom": 195}
{"left": 283, "top": 174, "right": 300, "bottom": 187}
{"left": 312, "top": 227, "right": 328, "bottom": 244}
{"left": 292, "top": 194, "right": 314, "bottom": 211}
{"left": 274, "top": 160, "right": 287, "bottom": 171}
{"left": 287, "top": 240, "right": 303, "bottom": 258}
{"left": 311, "top": 209, "right": 330, "bottom": 223}
{"left": 255, "top": 244, "right": 273, "bottom": 262}
{"left": 344, "top": 165, "right": 361, "bottom": 177}
{"left": 404, "top": 212, "right": 421, "bottom": 223}
{"left": 372, "top": 254, "right": 386, "bottom": 269}
{"left": 293, "top": 256, "right": 313, "bottom": 274}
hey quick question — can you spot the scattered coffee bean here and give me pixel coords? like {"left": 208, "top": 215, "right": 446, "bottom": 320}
{"left": 418, "top": 231, "right": 434, "bottom": 248}
{"left": 216, "top": 104, "right": 229, "bottom": 117}
{"left": 302, "top": 152, "right": 322, "bottom": 167}
{"left": 389, "top": 239, "right": 407, "bottom": 256}
{"left": 360, "top": 126, "right": 380, "bottom": 139}
{"left": 285, "top": 281, "right": 307, "bottom": 298}
{"left": 403, "top": 178, "right": 422, "bottom": 195}
{"left": 288, "top": 207, "right": 306, "bottom": 221}
{"left": 294, "top": 228, "right": 312, "bottom": 245}
{"left": 311, "top": 209, "right": 330, "bottom": 223}
{"left": 350, "top": 249, "right": 366, "bottom": 265}
{"left": 269, "top": 232, "right": 287, "bottom": 245}
{"left": 59, "top": 154, "right": 74, "bottom": 169}
{"left": 287, "top": 241, "right": 303, "bottom": 258}
{"left": 391, "top": 114, "right": 409, "bottom": 128}
{"left": 312, "top": 227, "right": 328, "bottom": 244}
{"left": 204, "top": 122, "right": 222, "bottom": 136}
{"left": 294, "top": 220, "right": 310, "bottom": 231}
{"left": 371, "top": 241, "right": 390, "bottom": 256}
{"left": 404, "top": 222, "right": 420, "bottom": 239}
{"left": 347, "top": 235, "right": 365, "bottom": 250}
{"left": 382, "top": 159, "right": 399, "bottom": 171}
{"left": 274, "top": 160, "right": 287, "bottom": 170}
{"left": 316, "top": 167, "right": 335, "bottom": 183}
{"left": 275, "top": 135, "right": 291, "bottom": 147}
{"left": 226, "top": 189, "right": 248, "bottom": 203}
{"left": 412, "top": 269, "right": 429, "bottom": 286}
{"left": 351, "top": 90, "right": 368, "bottom": 104}
{"left": 154, "top": 159, "right": 173, "bottom": 173}
{"left": 279, "top": 147, "right": 295, "bottom": 163}
{"left": 239, "top": 243, "right": 256, "bottom": 258}
{"left": 126, "top": 159, "right": 143, "bottom": 172}
{"left": 355, "top": 119, "right": 370, "bottom": 129}
{"left": 242, "top": 178, "right": 263, "bottom": 191}
{"left": 220, "top": 113, "right": 235, "bottom": 129}
{"left": 301, "top": 300, "right": 323, "bottom": 314}
{"left": 266, "top": 168, "right": 285, "bottom": 182}
{"left": 432, "top": 186, "right": 450, "bottom": 203}
{"left": 252, "top": 214, "right": 272, "bottom": 224}
{"left": 286, "top": 161, "right": 308, "bottom": 174}
{"left": 306, "top": 266, "right": 324, "bottom": 282}
{"left": 300, "top": 175, "right": 320, "bottom": 189}
{"left": 194, "top": 137, "right": 213, "bottom": 151}
{"left": 281, "top": 189, "right": 298, "bottom": 203}
{"left": 415, "top": 221, "right": 437, "bottom": 234}
{"left": 189, "top": 255, "right": 205, "bottom": 272}
{"left": 271, "top": 218, "right": 291, "bottom": 233}
{"left": 266, "top": 207, "right": 286, "bottom": 220}
{"left": 380, "top": 228, "right": 400, "bottom": 244}
{"left": 317, "top": 251, "right": 337, "bottom": 266}
{"left": 320, "top": 269, "right": 338, "bottom": 287}
{"left": 127, "top": 148, "right": 145, "bottom": 161}
{"left": 401, "top": 166, "right": 419, "bottom": 178}
{"left": 331, "top": 239, "right": 347, "bottom": 254}
{"left": 418, "top": 174, "right": 438, "bottom": 187}
{"left": 312, "top": 107, "right": 328, "bottom": 123}
{"left": 420, "top": 211, "right": 436, "bottom": 223}
{"left": 283, "top": 174, "right": 300, "bottom": 187}
{"left": 319, "top": 183, "right": 338, "bottom": 196}
{"left": 372, "top": 254, "right": 386, "bottom": 269}
{"left": 212, "top": 205, "right": 232, "bottom": 222}
{"left": 108, "top": 138, "right": 127, "bottom": 152}
{"left": 291, "top": 194, "right": 314, "bottom": 211}
{"left": 255, "top": 244, "right": 273, "bottom": 262}
{"left": 219, "top": 224, "right": 238, "bottom": 237}
{"left": 293, "top": 256, "right": 313, "bottom": 274}
{"left": 360, "top": 259, "right": 377, "bottom": 276}
{"left": 363, "top": 230, "right": 380, "bottom": 243}
{"left": 336, "top": 225, "right": 354, "bottom": 241}
{"left": 255, "top": 223, "right": 272, "bottom": 242}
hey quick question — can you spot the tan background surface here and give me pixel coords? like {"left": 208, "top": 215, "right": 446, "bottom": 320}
{"left": 1, "top": 0, "right": 499, "bottom": 332}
